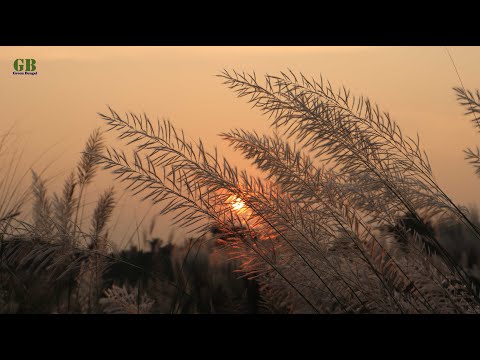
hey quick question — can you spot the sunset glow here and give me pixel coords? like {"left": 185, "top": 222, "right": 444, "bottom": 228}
{"left": 4, "top": 44, "right": 480, "bottom": 314}
{"left": 3, "top": 46, "right": 480, "bottom": 245}
{"left": 228, "top": 195, "right": 247, "bottom": 214}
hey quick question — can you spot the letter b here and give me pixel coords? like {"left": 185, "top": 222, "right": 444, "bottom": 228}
{"left": 26, "top": 59, "right": 36, "bottom": 71}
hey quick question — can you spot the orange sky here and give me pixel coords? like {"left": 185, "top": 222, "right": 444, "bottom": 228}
{"left": 2, "top": 46, "right": 480, "bottom": 248}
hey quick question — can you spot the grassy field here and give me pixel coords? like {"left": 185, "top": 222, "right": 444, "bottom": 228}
{"left": 2, "top": 71, "right": 480, "bottom": 313}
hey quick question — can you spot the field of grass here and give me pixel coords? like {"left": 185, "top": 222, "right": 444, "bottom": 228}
{"left": 2, "top": 71, "right": 480, "bottom": 313}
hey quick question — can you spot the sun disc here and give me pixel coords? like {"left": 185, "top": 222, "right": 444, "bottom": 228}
{"left": 231, "top": 197, "right": 245, "bottom": 211}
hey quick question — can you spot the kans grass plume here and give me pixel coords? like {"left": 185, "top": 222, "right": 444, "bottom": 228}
{"left": 0, "top": 129, "right": 117, "bottom": 313}
{"left": 97, "top": 70, "right": 480, "bottom": 313}
{"left": 4, "top": 71, "right": 480, "bottom": 314}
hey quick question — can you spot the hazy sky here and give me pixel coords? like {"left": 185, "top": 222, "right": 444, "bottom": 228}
{"left": 2, "top": 46, "right": 480, "bottom": 248}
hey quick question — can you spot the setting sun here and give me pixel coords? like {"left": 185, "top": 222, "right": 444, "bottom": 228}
{"left": 228, "top": 195, "right": 247, "bottom": 213}
{"left": 230, "top": 196, "right": 245, "bottom": 212}
{"left": 5, "top": 44, "right": 480, "bottom": 315}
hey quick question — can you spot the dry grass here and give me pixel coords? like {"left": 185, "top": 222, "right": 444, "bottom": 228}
{"left": 3, "top": 71, "right": 480, "bottom": 314}
{"left": 96, "top": 71, "right": 480, "bottom": 313}
{"left": 0, "top": 129, "right": 118, "bottom": 313}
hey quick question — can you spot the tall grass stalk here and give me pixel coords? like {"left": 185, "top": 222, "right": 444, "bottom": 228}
{"left": 96, "top": 71, "right": 480, "bottom": 313}
{"left": 72, "top": 128, "right": 104, "bottom": 245}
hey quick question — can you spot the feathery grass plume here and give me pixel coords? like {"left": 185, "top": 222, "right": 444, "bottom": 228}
{"left": 52, "top": 172, "right": 77, "bottom": 244}
{"left": 220, "top": 131, "right": 419, "bottom": 311}
{"left": 77, "top": 128, "right": 105, "bottom": 187}
{"left": 218, "top": 71, "right": 458, "bottom": 222}
{"left": 77, "top": 188, "right": 115, "bottom": 313}
{"left": 97, "top": 105, "right": 469, "bottom": 313}
{"left": 97, "top": 109, "right": 323, "bottom": 312}
{"left": 76, "top": 188, "right": 115, "bottom": 313}
{"left": 90, "top": 187, "right": 115, "bottom": 250}
{"left": 1, "top": 129, "right": 118, "bottom": 313}
{"left": 100, "top": 284, "right": 154, "bottom": 314}
{"left": 75, "top": 188, "right": 115, "bottom": 313}
{"left": 454, "top": 87, "right": 480, "bottom": 176}
{"left": 97, "top": 72, "right": 480, "bottom": 313}
{"left": 73, "top": 128, "right": 105, "bottom": 242}
{"left": 219, "top": 70, "right": 480, "bottom": 299}
{"left": 31, "top": 170, "right": 54, "bottom": 239}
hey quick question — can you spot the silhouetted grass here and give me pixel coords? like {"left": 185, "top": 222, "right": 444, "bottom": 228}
{"left": 3, "top": 72, "right": 480, "bottom": 314}
{"left": 96, "top": 71, "right": 480, "bottom": 313}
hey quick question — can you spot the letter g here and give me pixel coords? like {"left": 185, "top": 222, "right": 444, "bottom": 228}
{"left": 14, "top": 59, "right": 24, "bottom": 71}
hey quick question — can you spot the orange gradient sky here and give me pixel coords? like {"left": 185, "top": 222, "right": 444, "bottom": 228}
{"left": 2, "top": 46, "right": 480, "bottom": 248}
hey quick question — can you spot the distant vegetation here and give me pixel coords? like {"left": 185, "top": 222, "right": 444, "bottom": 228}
{"left": 2, "top": 71, "right": 480, "bottom": 313}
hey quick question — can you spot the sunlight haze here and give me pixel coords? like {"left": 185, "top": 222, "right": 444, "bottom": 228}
{"left": 2, "top": 46, "right": 480, "bottom": 248}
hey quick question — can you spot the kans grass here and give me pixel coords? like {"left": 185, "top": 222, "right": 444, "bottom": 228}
{"left": 2, "top": 71, "right": 480, "bottom": 313}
